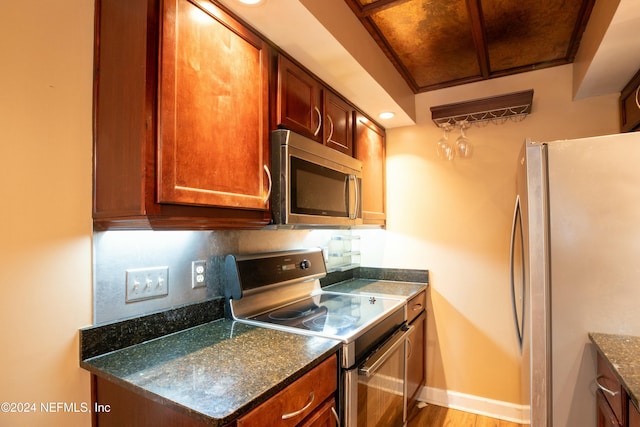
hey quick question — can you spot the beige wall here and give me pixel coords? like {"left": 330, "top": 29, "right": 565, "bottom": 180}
{"left": 360, "top": 64, "right": 620, "bottom": 405}
{"left": 0, "top": 1, "right": 94, "bottom": 426}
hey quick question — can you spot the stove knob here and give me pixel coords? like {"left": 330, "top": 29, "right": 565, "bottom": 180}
{"left": 300, "top": 259, "right": 311, "bottom": 270}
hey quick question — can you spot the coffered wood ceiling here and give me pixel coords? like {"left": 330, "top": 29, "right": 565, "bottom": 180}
{"left": 344, "top": 0, "right": 596, "bottom": 93}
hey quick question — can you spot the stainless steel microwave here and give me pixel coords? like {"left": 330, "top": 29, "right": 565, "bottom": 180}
{"left": 270, "top": 129, "right": 363, "bottom": 227}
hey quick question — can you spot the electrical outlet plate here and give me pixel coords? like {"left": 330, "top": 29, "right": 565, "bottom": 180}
{"left": 126, "top": 266, "right": 169, "bottom": 303}
{"left": 192, "top": 260, "right": 206, "bottom": 289}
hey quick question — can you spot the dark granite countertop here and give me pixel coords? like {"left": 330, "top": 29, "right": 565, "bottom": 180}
{"left": 81, "top": 319, "right": 340, "bottom": 427}
{"left": 324, "top": 278, "right": 427, "bottom": 299}
{"left": 589, "top": 332, "right": 640, "bottom": 409}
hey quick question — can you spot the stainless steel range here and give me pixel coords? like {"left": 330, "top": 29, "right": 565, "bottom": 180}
{"left": 224, "top": 248, "right": 411, "bottom": 427}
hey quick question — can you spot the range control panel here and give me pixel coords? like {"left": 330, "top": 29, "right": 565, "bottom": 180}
{"left": 224, "top": 249, "right": 326, "bottom": 298}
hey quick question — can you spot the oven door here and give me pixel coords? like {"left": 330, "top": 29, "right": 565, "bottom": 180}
{"left": 344, "top": 325, "right": 412, "bottom": 427}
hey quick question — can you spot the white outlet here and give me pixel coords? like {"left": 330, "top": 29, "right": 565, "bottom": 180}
{"left": 192, "top": 260, "right": 206, "bottom": 289}
{"left": 126, "top": 266, "right": 169, "bottom": 303}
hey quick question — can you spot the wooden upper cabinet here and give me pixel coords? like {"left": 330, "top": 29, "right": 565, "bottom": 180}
{"left": 354, "top": 113, "right": 386, "bottom": 224}
{"left": 324, "top": 91, "right": 354, "bottom": 156}
{"left": 276, "top": 55, "right": 354, "bottom": 155}
{"left": 93, "top": 0, "right": 271, "bottom": 230}
{"left": 277, "top": 55, "right": 323, "bottom": 142}
{"left": 158, "top": 0, "right": 270, "bottom": 210}
{"left": 620, "top": 68, "right": 640, "bottom": 133}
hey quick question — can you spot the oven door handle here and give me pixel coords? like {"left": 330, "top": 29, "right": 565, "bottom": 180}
{"left": 359, "top": 325, "right": 413, "bottom": 377}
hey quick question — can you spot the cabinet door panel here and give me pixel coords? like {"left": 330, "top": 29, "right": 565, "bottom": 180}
{"left": 277, "top": 55, "right": 323, "bottom": 141}
{"left": 158, "top": 0, "right": 269, "bottom": 209}
{"left": 630, "top": 402, "right": 640, "bottom": 427}
{"left": 406, "top": 311, "right": 426, "bottom": 409}
{"left": 324, "top": 91, "right": 353, "bottom": 155}
{"left": 354, "top": 113, "right": 386, "bottom": 224}
{"left": 300, "top": 399, "right": 338, "bottom": 427}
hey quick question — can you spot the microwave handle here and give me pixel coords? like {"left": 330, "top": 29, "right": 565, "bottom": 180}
{"left": 348, "top": 174, "right": 359, "bottom": 220}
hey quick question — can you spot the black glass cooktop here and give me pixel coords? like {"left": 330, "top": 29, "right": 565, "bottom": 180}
{"left": 248, "top": 292, "right": 404, "bottom": 342}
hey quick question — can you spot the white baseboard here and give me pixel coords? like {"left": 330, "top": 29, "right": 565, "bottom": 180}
{"left": 417, "top": 386, "right": 531, "bottom": 424}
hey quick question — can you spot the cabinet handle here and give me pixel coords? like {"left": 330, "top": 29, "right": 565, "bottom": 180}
{"left": 406, "top": 336, "right": 413, "bottom": 359}
{"left": 263, "top": 165, "right": 272, "bottom": 205}
{"left": 635, "top": 85, "right": 640, "bottom": 110}
{"left": 281, "top": 391, "right": 314, "bottom": 420}
{"left": 313, "top": 106, "right": 322, "bottom": 136}
{"left": 412, "top": 303, "right": 423, "bottom": 311}
{"left": 330, "top": 406, "right": 340, "bottom": 426}
{"left": 326, "top": 114, "right": 334, "bottom": 143}
{"left": 596, "top": 375, "right": 619, "bottom": 397}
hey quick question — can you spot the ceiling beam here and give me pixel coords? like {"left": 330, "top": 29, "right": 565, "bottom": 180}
{"left": 360, "top": 0, "right": 413, "bottom": 17}
{"left": 466, "top": 0, "right": 490, "bottom": 79}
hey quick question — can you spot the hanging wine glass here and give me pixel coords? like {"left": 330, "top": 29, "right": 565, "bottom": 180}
{"left": 456, "top": 122, "right": 472, "bottom": 159}
{"left": 436, "top": 125, "right": 454, "bottom": 161}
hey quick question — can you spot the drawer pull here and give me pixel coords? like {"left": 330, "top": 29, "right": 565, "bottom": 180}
{"left": 412, "top": 303, "right": 423, "bottom": 311}
{"left": 281, "top": 391, "right": 315, "bottom": 420}
{"left": 635, "top": 85, "right": 640, "bottom": 110}
{"left": 596, "top": 375, "right": 619, "bottom": 397}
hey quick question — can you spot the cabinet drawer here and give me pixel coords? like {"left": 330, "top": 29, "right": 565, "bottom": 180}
{"left": 237, "top": 356, "right": 337, "bottom": 427}
{"left": 597, "top": 353, "right": 625, "bottom": 424}
{"left": 407, "top": 290, "right": 426, "bottom": 323}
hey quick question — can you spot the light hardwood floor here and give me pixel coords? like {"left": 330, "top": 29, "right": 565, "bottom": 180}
{"left": 407, "top": 404, "right": 525, "bottom": 427}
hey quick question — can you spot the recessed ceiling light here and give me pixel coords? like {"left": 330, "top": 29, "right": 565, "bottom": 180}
{"left": 379, "top": 112, "right": 395, "bottom": 120}
{"left": 237, "top": 0, "right": 264, "bottom": 5}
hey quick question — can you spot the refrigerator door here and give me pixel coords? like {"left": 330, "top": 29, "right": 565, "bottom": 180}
{"left": 518, "top": 141, "right": 552, "bottom": 427}
{"left": 546, "top": 132, "right": 640, "bottom": 427}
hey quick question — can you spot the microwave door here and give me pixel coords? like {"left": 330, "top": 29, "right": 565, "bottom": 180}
{"left": 288, "top": 156, "right": 353, "bottom": 225}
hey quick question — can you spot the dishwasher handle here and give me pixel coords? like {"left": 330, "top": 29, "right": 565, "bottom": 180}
{"left": 359, "top": 325, "right": 412, "bottom": 377}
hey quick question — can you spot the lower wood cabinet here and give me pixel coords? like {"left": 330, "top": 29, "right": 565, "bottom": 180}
{"left": 630, "top": 403, "right": 640, "bottom": 427}
{"left": 237, "top": 356, "right": 338, "bottom": 427}
{"left": 91, "top": 355, "right": 337, "bottom": 427}
{"left": 406, "top": 289, "right": 427, "bottom": 420}
{"left": 597, "top": 390, "right": 622, "bottom": 427}
{"left": 595, "top": 352, "right": 636, "bottom": 427}
{"left": 92, "top": 375, "right": 213, "bottom": 427}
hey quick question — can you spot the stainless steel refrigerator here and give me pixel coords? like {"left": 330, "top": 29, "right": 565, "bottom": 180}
{"left": 511, "top": 132, "right": 640, "bottom": 427}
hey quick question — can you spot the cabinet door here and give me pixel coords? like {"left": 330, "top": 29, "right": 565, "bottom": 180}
{"left": 277, "top": 55, "right": 323, "bottom": 142}
{"left": 630, "top": 402, "right": 640, "bottom": 427}
{"left": 406, "top": 310, "right": 426, "bottom": 412}
{"left": 158, "top": 0, "right": 270, "bottom": 210}
{"left": 354, "top": 113, "right": 386, "bottom": 224}
{"left": 299, "top": 399, "right": 338, "bottom": 427}
{"left": 596, "top": 390, "right": 620, "bottom": 427}
{"left": 324, "top": 91, "right": 354, "bottom": 155}
{"left": 620, "top": 69, "right": 640, "bottom": 133}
